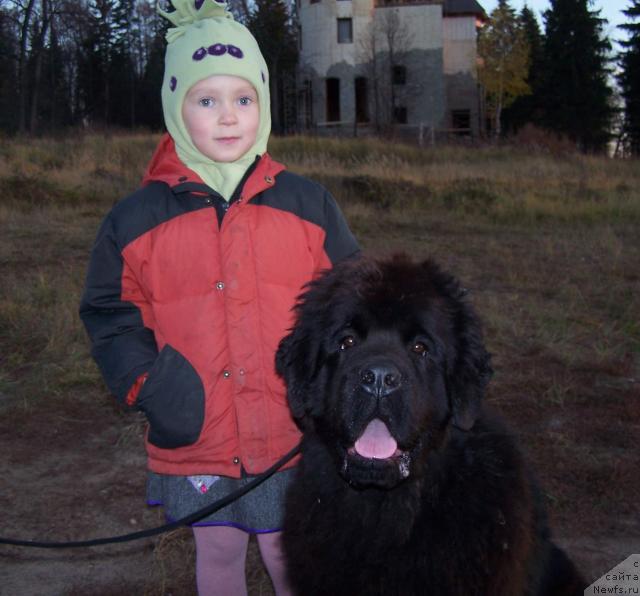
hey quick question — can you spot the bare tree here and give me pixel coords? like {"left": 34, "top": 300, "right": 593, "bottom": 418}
{"left": 379, "top": 8, "right": 407, "bottom": 125}
{"left": 15, "top": 0, "right": 36, "bottom": 132}
{"left": 357, "top": 19, "right": 381, "bottom": 131}
{"left": 358, "top": 7, "right": 414, "bottom": 133}
{"left": 28, "top": 0, "right": 50, "bottom": 133}
{"left": 55, "top": 0, "right": 93, "bottom": 125}
{"left": 10, "top": 0, "right": 91, "bottom": 132}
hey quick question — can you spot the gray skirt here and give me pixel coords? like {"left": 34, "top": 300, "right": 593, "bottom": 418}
{"left": 146, "top": 468, "right": 296, "bottom": 533}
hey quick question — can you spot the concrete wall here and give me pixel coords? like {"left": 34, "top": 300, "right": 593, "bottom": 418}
{"left": 443, "top": 15, "right": 477, "bottom": 74}
{"left": 393, "top": 48, "right": 445, "bottom": 130}
{"left": 299, "top": 0, "right": 374, "bottom": 77}
{"left": 374, "top": 5, "right": 445, "bottom": 129}
{"left": 377, "top": 4, "right": 442, "bottom": 52}
{"left": 298, "top": 0, "right": 478, "bottom": 134}
{"left": 442, "top": 15, "right": 480, "bottom": 133}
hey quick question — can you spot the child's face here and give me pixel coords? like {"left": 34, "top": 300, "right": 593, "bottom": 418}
{"left": 182, "top": 75, "right": 260, "bottom": 163}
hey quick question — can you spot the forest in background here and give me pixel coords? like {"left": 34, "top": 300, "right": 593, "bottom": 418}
{"left": 0, "top": 0, "right": 296, "bottom": 134}
{"left": 0, "top": 0, "right": 639, "bottom": 155}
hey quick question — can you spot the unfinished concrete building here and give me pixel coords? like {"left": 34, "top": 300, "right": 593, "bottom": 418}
{"left": 296, "top": 0, "right": 486, "bottom": 138}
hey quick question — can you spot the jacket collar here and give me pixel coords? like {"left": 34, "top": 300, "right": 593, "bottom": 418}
{"left": 141, "top": 133, "right": 286, "bottom": 201}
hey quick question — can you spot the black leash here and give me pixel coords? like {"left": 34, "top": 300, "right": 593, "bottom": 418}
{"left": 0, "top": 443, "right": 301, "bottom": 549}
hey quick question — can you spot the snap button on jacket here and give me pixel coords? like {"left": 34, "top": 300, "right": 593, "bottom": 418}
{"left": 80, "top": 135, "right": 359, "bottom": 477}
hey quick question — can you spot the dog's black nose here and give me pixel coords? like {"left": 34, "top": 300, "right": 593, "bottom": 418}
{"left": 360, "top": 364, "right": 401, "bottom": 396}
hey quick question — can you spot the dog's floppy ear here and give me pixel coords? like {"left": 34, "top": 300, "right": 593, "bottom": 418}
{"left": 276, "top": 325, "right": 320, "bottom": 428}
{"left": 448, "top": 291, "right": 493, "bottom": 431}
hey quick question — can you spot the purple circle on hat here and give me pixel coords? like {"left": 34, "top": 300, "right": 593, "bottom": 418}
{"left": 194, "top": 0, "right": 204, "bottom": 9}
{"left": 208, "top": 43, "right": 227, "bottom": 56}
{"left": 214, "top": 0, "right": 225, "bottom": 3}
{"left": 227, "top": 44, "right": 243, "bottom": 59}
{"left": 170, "top": 76, "right": 177, "bottom": 92}
{"left": 192, "top": 47, "right": 207, "bottom": 61}
{"left": 261, "top": 71, "right": 266, "bottom": 83}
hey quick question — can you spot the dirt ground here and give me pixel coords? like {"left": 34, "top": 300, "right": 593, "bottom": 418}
{"left": 0, "top": 388, "right": 281, "bottom": 596}
{"left": 1, "top": 370, "right": 638, "bottom": 595}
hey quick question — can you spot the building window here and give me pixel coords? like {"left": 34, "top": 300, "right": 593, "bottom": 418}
{"left": 355, "top": 77, "right": 369, "bottom": 123}
{"left": 392, "top": 65, "right": 406, "bottom": 85}
{"left": 393, "top": 106, "right": 407, "bottom": 124}
{"left": 310, "top": 0, "right": 320, "bottom": 4}
{"left": 452, "top": 109, "right": 471, "bottom": 134}
{"left": 326, "top": 78, "right": 341, "bottom": 122}
{"left": 337, "top": 18, "right": 353, "bottom": 44}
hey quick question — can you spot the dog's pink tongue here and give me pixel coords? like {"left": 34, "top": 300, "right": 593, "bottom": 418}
{"left": 354, "top": 419, "right": 397, "bottom": 459}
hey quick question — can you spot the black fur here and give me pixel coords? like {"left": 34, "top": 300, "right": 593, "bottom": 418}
{"left": 277, "top": 255, "right": 585, "bottom": 596}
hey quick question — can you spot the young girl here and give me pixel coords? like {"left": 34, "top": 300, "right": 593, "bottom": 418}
{"left": 79, "top": 1, "right": 359, "bottom": 594}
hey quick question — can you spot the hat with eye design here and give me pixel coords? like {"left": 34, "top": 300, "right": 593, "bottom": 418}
{"left": 159, "top": 0, "right": 270, "bottom": 199}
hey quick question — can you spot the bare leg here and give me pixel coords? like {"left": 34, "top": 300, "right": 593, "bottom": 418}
{"left": 256, "top": 531, "right": 294, "bottom": 596}
{"left": 192, "top": 525, "right": 249, "bottom": 596}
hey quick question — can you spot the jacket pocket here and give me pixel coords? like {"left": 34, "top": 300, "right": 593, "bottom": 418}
{"left": 137, "top": 344, "right": 205, "bottom": 449}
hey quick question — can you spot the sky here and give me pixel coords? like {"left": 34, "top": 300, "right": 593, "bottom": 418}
{"left": 480, "top": 0, "right": 631, "bottom": 43}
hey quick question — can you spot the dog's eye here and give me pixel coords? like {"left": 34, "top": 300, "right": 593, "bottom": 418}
{"left": 339, "top": 336, "right": 356, "bottom": 350}
{"left": 411, "top": 342, "right": 428, "bottom": 356}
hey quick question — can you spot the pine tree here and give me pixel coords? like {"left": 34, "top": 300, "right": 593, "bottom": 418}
{"left": 78, "top": 0, "right": 139, "bottom": 127}
{"left": 77, "top": 0, "right": 114, "bottom": 125}
{"left": 246, "top": 0, "right": 298, "bottom": 134}
{"left": 37, "top": 19, "right": 75, "bottom": 131}
{"left": 618, "top": 0, "right": 640, "bottom": 154}
{"left": 0, "top": 5, "right": 18, "bottom": 132}
{"left": 477, "top": 0, "right": 530, "bottom": 138}
{"left": 139, "top": 6, "right": 168, "bottom": 130}
{"left": 502, "top": 5, "right": 544, "bottom": 133}
{"left": 110, "top": 0, "right": 137, "bottom": 127}
{"left": 539, "top": 0, "right": 613, "bottom": 151}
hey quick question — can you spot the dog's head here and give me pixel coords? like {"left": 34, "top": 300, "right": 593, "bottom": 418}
{"left": 276, "top": 255, "right": 492, "bottom": 489}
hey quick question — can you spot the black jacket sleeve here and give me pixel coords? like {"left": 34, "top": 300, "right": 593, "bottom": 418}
{"left": 79, "top": 212, "right": 158, "bottom": 404}
{"left": 320, "top": 189, "right": 360, "bottom": 264}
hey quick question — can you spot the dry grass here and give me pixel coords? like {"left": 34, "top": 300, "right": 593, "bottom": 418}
{"left": 0, "top": 133, "right": 638, "bottom": 594}
{"left": 273, "top": 135, "right": 640, "bottom": 226}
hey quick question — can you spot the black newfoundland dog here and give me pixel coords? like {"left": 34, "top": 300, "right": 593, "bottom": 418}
{"left": 276, "top": 255, "right": 585, "bottom": 596}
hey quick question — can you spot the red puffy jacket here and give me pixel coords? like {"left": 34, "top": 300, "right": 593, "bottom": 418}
{"left": 80, "top": 135, "right": 359, "bottom": 477}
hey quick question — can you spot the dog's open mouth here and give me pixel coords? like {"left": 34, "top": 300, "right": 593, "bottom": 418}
{"left": 351, "top": 418, "right": 399, "bottom": 459}
{"left": 345, "top": 418, "right": 412, "bottom": 481}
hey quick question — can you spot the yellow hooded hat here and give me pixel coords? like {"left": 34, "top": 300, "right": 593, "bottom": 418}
{"left": 159, "top": 0, "right": 271, "bottom": 200}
